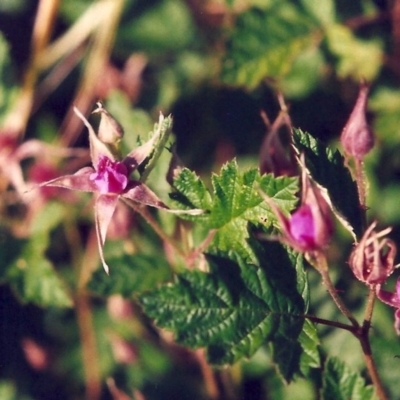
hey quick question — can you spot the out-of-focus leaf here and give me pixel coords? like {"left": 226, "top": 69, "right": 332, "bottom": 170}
{"left": 117, "top": 0, "right": 195, "bottom": 54}
{"left": 7, "top": 233, "right": 72, "bottom": 307}
{"left": 369, "top": 87, "right": 400, "bottom": 145}
{"left": 221, "top": 4, "right": 317, "bottom": 88}
{"left": 171, "top": 160, "right": 299, "bottom": 261}
{"left": 0, "top": 381, "right": 32, "bottom": 400}
{"left": 325, "top": 24, "right": 383, "bottom": 82}
{"left": 281, "top": 47, "right": 325, "bottom": 99}
{"left": 321, "top": 357, "right": 377, "bottom": 400}
{"left": 88, "top": 253, "right": 172, "bottom": 297}
{"left": 293, "top": 129, "right": 362, "bottom": 238}
{"left": 300, "top": 0, "right": 336, "bottom": 26}
{"left": 140, "top": 250, "right": 305, "bottom": 369}
{"left": 0, "top": 32, "right": 17, "bottom": 121}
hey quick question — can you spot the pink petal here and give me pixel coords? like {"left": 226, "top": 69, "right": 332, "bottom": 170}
{"left": 376, "top": 280, "right": 400, "bottom": 309}
{"left": 73, "top": 107, "right": 114, "bottom": 169}
{"left": 39, "top": 167, "right": 99, "bottom": 192}
{"left": 94, "top": 194, "right": 119, "bottom": 274}
{"left": 122, "top": 181, "right": 168, "bottom": 209}
{"left": 89, "top": 155, "right": 128, "bottom": 194}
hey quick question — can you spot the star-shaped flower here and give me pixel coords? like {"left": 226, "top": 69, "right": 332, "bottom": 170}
{"left": 39, "top": 107, "right": 172, "bottom": 274}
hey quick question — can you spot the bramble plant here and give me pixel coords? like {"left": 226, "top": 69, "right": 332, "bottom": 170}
{"left": 1, "top": 1, "right": 400, "bottom": 400}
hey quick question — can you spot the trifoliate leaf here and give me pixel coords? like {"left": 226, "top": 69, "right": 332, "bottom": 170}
{"left": 171, "top": 159, "right": 299, "bottom": 261}
{"left": 221, "top": 4, "right": 316, "bottom": 88}
{"left": 293, "top": 129, "right": 362, "bottom": 238}
{"left": 140, "top": 247, "right": 305, "bottom": 367}
{"left": 321, "top": 357, "right": 377, "bottom": 400}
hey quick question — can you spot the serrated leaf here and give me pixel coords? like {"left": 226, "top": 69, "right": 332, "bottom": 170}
{"left": 322, "top": 357, "right": 377, "bottom": 400}
{"left": 298, "top": 319, "right": 321, "bottom": 376}
{"left": 293, "top": 129, "right": 362, "bottom": 238}
{"left": 140, "top": 247, "right": 305, "bottom": 367}
{"left": 88, "top": 253, "right": 172, "bottom": 298}
{"left": 6, "top": 233, "right": 72, "bottom": 308}
{"left": 172, "top": 160, "right": 299, "bottom": 261}
{"left": 221, "top": 4, "right": 316, "bottom": 88}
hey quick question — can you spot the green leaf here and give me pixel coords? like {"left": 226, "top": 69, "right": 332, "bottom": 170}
{"left": 172, "top": 160, "right": 299, "bottom": 261}
{"left": 298, "top": 320, "right": 321, "bottom": 376}
{"left": 321, "top": 357, "right": 377, "bottom": 400}
{"left": 6, "top": 233, "right": 72, "bottom": 308}
{"left": 300, "top": 0, "right": 336, "bottom": 26}
{"left": 325, "top": 24, "right": 383, "bottom": 82}
{"left": 140, "top": 248, "right": 305, "bottom": 367}
{"left": 221, "top": 4, "right": 317, "bottom": 88}
{"left": 293, "top": 129, "right": 363, "bottom": 238}
{"left": 88, "top": 253, "right": 172, "bottom": 298}
{"left": 117, "top": 0, "right": 195, "bottom": 54}
{"left": 0, "top": 32, "right": 17, "bottom": 122}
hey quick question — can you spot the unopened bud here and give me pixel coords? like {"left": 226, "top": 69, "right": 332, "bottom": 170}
{"left": 92, "top": 102, "right": 124, "bottom": 147}
{"left": 340, "top": 83, "right": 374, "bottom": 160}
{"left": 349, "top": 221, "right": 397, "bottom": 286}
{"left": 261, "top": 155, "right": 334, "bottom": 253}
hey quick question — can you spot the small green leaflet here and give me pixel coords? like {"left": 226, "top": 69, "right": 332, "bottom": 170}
{"left": 140, "top": 248, "right": 305, "bottom": 368}
{"left": 171, "top": 159, "right": 298, "bottom": 261}
{"left": 322, "top": 357, "right": 377, "bottom": 400}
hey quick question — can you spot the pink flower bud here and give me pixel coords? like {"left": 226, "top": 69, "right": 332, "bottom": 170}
{"left": 92, "top": 102, "right": 124, "bottom": 146}
{"left": 349, "top": 222, "right": 396, "bottom": 286}
{"left": 340, "top": 83, "right": 374, "bottom": 160}
{"left": 89, "top": 155, "right": 128, "bottom": 194}
{"left": 261, "top": 158, "right": 334, "bottom": 253}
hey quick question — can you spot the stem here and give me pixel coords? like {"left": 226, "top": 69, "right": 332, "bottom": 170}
{"left": 314, "top": 252, "right": 359, "bottom": 327}
{"left": 355, "top": 159, "right": 367, "bottom": 213}
{"left": 75, "top": 294, "right": 102, "bottom": 400}
{"left": 303, "top": 314, "right": 356, "bottom": 333}
{"left": 363, "top": 287, "right": 376, "bottom": 328}
{"left": 358, "top": 331, "right": 388, "bottom": 400}
{"left": 195, "top": 349, "right": 220, "bottom": 400}
{"left": 122, "top": 199, "right": 185, "bottom": 258}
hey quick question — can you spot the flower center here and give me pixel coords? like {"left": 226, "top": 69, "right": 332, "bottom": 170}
{"left": 90, "top": 155, "right": 128, "bottom": 194}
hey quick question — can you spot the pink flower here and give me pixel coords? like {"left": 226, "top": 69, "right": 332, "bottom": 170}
{"left": 376, "top": 278, "right": 400, "bottom": 335}
{"left": 39, "top": 107, "right": 170, "bottom": 274}
{"left": 89, "top": 155, "right": 128, "bottom": 194}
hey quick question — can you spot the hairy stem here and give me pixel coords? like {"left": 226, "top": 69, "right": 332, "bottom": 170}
{"left": 314, "top": 253, "right": 359, "bottom": 328}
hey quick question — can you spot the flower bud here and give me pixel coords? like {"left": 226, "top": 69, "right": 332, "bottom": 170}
{"left": 340, "top": 83, "right": 374, "bottom": 160}
{"left": 92, "top": 102, "right": 124, "bottom": 148}
{"left": 349, "top": 221, "right": 396, "bottom": 286}
{"left": 261, "top": 156, "right": 334, "bottom": 253}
